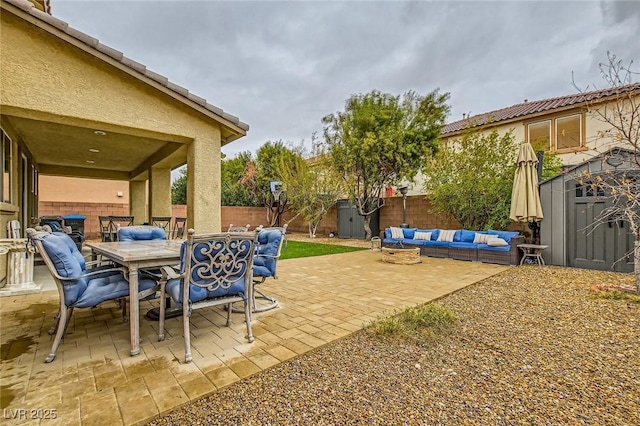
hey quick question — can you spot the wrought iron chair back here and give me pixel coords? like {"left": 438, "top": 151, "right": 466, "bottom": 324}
{"left": 158, "top": 229, "right": 258, "bottom": 363}
{"left": 227, "top": 223, "right": 251, "bottom": 232}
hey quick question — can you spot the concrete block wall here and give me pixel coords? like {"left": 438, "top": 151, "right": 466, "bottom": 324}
{"left": 38, "top": 195, "right": 490, "bottom": 240}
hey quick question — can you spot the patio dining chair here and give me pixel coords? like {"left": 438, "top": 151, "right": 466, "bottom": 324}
{"left": 251, "top": 224, "right": 287, "bottom": 312}
{"left": 98, "top": 216, "right": 114, "bottom": 242}
{"left": 151, "top": 216, "right": 172, "bottom": 232}
{"left": 228, "top": 223, "right": 251, "bottom": 232}
{"left": 109, "top": 216, "right": 135, "bottom": 239}
{"left": 26, "top": 227, "right": 159, "bottom": 363}
{"left": 157, "top": 229, "right": 257, "bottom": 363}
{"left": 172, "top": 217, "right": 187, "bottom": 239}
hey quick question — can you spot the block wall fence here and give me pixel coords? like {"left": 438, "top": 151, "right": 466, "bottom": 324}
{"left": 39, "top": 196, "right": 522, "bottom": 240}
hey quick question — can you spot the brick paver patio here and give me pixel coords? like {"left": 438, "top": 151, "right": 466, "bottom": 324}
{"left": 1, "top": 250, "right": 508, "bottom": 425}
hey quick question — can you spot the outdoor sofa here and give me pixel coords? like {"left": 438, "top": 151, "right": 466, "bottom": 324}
{"left": 382, "top": 227, "right": 524, "bottom": 265}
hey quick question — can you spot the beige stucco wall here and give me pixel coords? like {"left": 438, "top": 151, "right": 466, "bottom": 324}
{"left": 39, "top": 176, "right": 129, "bottom": 203}
{"left": 1, "top": 11, "right": 225, "bottom": 232}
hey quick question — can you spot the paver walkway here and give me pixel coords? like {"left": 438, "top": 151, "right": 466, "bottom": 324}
{"left": 0, "top": 250, "right": 508, "bottom": 425}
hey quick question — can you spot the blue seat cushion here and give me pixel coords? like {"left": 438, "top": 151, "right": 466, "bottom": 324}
{"left": 449, "top": 242, "right": 478, "bottom": 249}
{"left": 382, "top": 237, "right": 403, "bottom": 244}
{"left": 164, "top": 278, "right": 245, "bottom": 304}
{"left": 75, "top": 275, "right": 157, "bottom": 308}
{"left": 253, "top": 256, "right": 275, "bottom": 278}
{"left": 400, "top": 239, "right": 424, "bottom": 246}
{"left": 487, "top": 230, "right": 520, "bottom": 244}
{"left": 477, "top": 244, "right": 511, "bottom": 252}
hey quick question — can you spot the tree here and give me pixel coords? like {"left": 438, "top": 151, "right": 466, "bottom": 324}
{"left": 322, "top": 89, "right": 450, "bottom": 239}
{"left": 277, "top": 139, "right": 344, "bottom": 237}
{"left": 423, "top": 128, "right": 517, "bottom": 230}
{"left": 574, "top": 52, "right": 640, "bottom": 292}
{"left": 171, "top": 167, "right": 187, "bottom": 205}
{"left": 221, "top": 152, "right": 261, "bottom": 206}
{"left": 252, "top": 141, "right": 299, "bottom": 226}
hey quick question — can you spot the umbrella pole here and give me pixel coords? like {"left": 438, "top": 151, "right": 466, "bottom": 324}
{"left": 528, "top": 221, "right": 540, "bottom": 245}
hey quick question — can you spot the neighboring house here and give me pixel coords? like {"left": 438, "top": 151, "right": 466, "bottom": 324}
{"left": 402, "top": 83, "right": 640, "bottom": 195}
{"left": 0, "top": 0, "right": 248, "bottom": 281}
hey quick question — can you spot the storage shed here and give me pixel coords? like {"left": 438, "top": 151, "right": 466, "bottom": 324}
{"left": 539, "top": 148, "right": 635, "bottom": 273}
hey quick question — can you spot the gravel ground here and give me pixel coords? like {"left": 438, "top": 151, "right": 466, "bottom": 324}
{"left": 149, "top": 256, "right": 639, "bottom": 425}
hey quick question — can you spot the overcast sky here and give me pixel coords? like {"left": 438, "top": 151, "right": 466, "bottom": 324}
{"left": 52, "top": 0, "right": 640, "bottom": 160}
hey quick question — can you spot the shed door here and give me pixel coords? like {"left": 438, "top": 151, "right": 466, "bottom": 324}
{"left": 567, "top": 181, "right": 633, "bottom": 273}
{"left": 336, "top": 200, "right": 366, "bottom": 239}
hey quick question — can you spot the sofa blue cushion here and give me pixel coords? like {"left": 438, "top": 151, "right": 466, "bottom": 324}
{"left": 487, "top": 230, "right": 520, "bottom": 244}
{"left": 415, "top": 229, "right": 439, "bottom": 241}
{"left": 400, "top": 239, "right": 424, "bottom": 246}
{"left": 402, "top": 228, "right": 418, "bottom": 239}
{"left": 449, "top": 242, "right": 478, "bottom": 249}
{"left": 456, "top": 230, "right": 477, "bottom": 243}
{"left": 118, "top": 226, "right": 166, "bottom": 242}
{"left": 421, "top": 240, "right": 449, "bottom": 247}
{"left": 477, "top": 243, "right": 511, "bottom": 252}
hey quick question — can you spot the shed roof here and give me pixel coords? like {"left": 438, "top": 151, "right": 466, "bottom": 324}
{"left": 539, "top": 147, "right": 637, "bottom": 186}
{"left": 443, "top": 83, "right": 640, "bottom": 136}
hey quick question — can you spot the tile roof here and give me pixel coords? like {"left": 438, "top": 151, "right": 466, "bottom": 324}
{"left": 3, "top": 0, "right": 249, "bottom": 133}
{"left": 443, "top": 82, "right": 640, "bottom": 136}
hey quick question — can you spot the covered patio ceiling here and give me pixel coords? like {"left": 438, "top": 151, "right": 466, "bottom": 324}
{"left": 6, "top": 114, "right": 187, "bottom": 181}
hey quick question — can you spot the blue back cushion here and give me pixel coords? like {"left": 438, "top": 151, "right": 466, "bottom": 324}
{"left": 53, "top": 232, "right": 86, "bottom": 269}
{"left": 402, "top": 228, "right": 418, "bottom": 239}
{"left": 456, "top": 230, "right": 476, "bottom": 243}
{"left": 487, "top": 230, "right": 520, "bottom": 244}
{"left": 254, "top": 229, "right": 284, "bottom": 277}
{"left": 118, "top": 226, "right": 166, "bottom": 241}
{"left": 40, "top": 233, "right": 87, "bottom": 306}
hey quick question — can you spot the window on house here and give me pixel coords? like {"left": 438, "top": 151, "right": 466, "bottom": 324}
{"left": 1, "top": 128, "right": 11, "bottom": 204}
{"left": 527, "top": 113, "right": 583, "bottom": 152}
{"left": 528, "top": 120, "right": 551, "bottom": 151}
{"left": 556, "top": 115, "right": 581, "bottom": 150}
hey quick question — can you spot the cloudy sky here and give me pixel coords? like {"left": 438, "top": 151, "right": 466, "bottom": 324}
{"left": 52, "top": 0, "right": 640, "bottom": 159}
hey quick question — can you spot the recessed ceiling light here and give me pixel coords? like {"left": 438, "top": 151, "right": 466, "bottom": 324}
{"left": 86, "top": 160, "right": 95, "bottom": 164}
{"left": 89, "top": 148, "right": 100, "bottom": 153}
{"left": 94, "top": 130, "right": 106, "bottom": 136}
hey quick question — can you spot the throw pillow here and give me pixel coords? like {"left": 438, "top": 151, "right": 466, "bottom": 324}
{"left": 390, "top": 227, "right": 404, "bottom": 239}
{"left": 437, "top": 229, "right": 456, "bottom": 242}
{"left": 473, "top": 233, "right": 493, "bottom": 244}
{"left": 414, "top": 231, "right": 432, "bottom": 241}
{"left": 487, "top": 237, "right": 508, "bottom": 247}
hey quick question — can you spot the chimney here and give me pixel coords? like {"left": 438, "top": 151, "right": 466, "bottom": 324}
{"left": 462, "top": 113, "right": 466, "bottom": 119}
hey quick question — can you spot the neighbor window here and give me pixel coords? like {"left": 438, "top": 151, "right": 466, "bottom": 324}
{"left": 528, "top": 120, "right": 551, "bottom": 151}
{"left": 1, "top": 128, "right": 11, "bottom": 204}
{"left": 527, "top": 113, "right": 583, "bottom": 152}
{"left": 556, "top": 115, "right": 582, "bottom": 150}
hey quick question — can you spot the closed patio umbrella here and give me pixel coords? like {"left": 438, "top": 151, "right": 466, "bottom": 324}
{"left": 510, "top": 142, "right": 544, "bottom": 241}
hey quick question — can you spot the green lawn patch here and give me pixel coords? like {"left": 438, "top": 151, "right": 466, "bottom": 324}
{"left": 280, "top": 240, "right": 366, "bottom": 260}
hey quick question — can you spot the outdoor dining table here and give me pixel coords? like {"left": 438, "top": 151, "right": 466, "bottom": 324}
{"left": 86, "top": 239, "right": 183, "bottom": 356}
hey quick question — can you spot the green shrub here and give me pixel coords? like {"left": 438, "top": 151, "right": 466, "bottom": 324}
{"left": 366, "top": 303, "right": 458, "bottom": 341}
